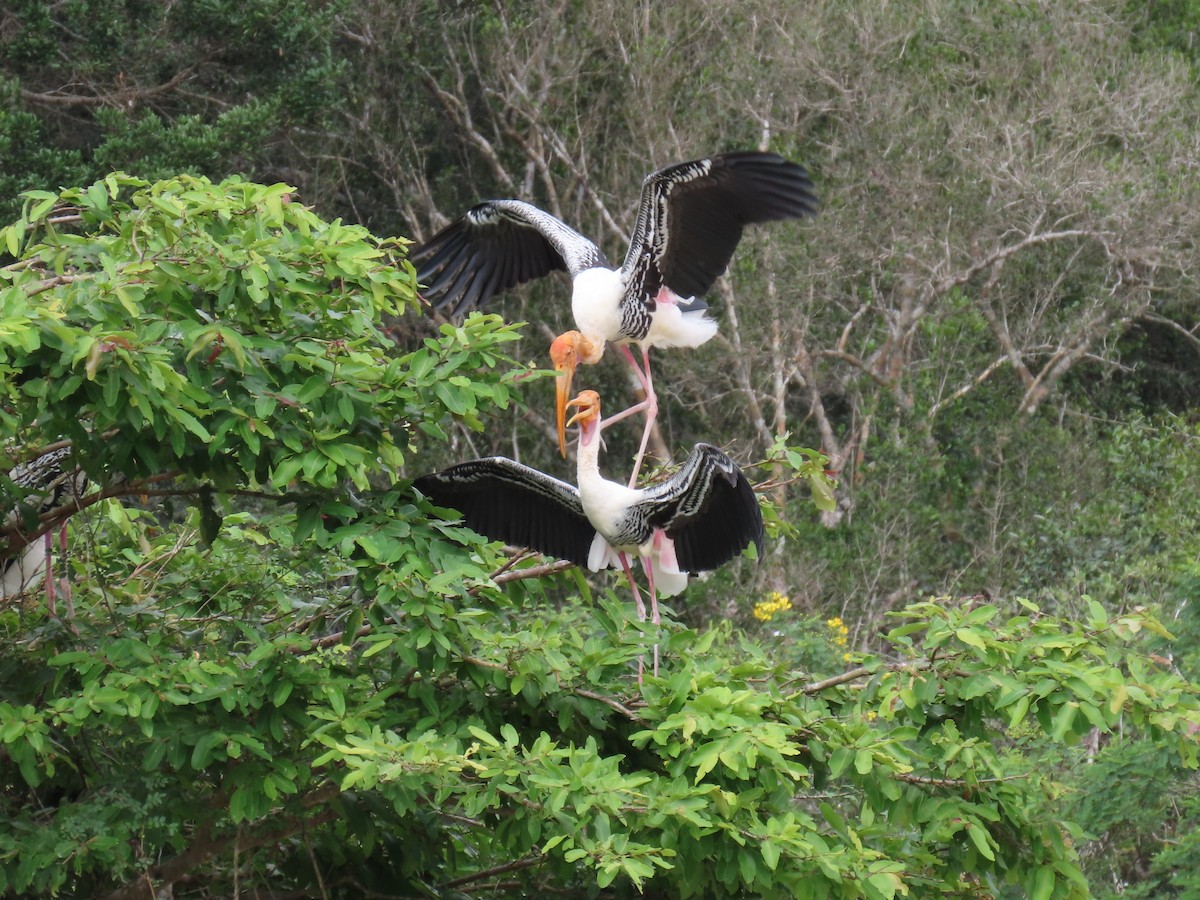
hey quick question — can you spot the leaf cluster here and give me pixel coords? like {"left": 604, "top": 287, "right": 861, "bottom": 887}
{"left": 2, "top": 175, "right": 1198, "bottom": 898}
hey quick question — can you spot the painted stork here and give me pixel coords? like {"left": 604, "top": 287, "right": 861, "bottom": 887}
{"left": 2, "top": 447, "right": 89, "bottom": 613}
{"left": 414, "top": 390, "right": 764, "bottom": 677}
{"left": 411, "top": 151, "right": 818, "bottom": 484}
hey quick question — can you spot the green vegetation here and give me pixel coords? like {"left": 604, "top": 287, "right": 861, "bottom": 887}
{"left": 3, "top": 1, "right": 1200, "bottom": 896}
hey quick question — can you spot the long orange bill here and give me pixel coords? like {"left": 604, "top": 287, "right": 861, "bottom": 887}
{"left": 554, "top": 360, "right": 576, "bottom": 457}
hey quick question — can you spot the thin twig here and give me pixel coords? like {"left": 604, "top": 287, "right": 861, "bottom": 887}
{"left": 896, "top": 772, "right": 1030, "bottom": 789}
{"left": 438, "top": 854, "right": 543, "bottom": 890}
{"left": 569, "top": 687, "right": 645, "bottom": 723}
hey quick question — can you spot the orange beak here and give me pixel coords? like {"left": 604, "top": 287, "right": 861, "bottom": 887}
{"left": 565, "top": 390, "right": 602, "bottom": 436}
{"left": 550, "top": 333, "right": 580, "bottom": 457}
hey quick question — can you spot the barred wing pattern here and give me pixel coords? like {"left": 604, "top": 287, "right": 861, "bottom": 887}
{"left": 413, "top": 200, "right": 609, "bottom": 316}
{"left": 3, "top": 448, "right": 88, "bottom": 533}
{"left": 3, "top": 447, "right": 89, "bottom": 598}
{"left": 639, "top": 443, "right": 764, "bottom": 574}
{"left": 413, "top": 457, "right": 596, "bottom": 567}
{"left": 622, "top": 152, "right": 819, "bottom": 309}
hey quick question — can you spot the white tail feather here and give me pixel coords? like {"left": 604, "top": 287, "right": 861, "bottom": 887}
{"left": 643, "top": 296, "right": 718, "bottom": 349}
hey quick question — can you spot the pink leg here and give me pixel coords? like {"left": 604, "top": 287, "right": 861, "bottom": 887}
{"left": 619, "top": 552, "right": 647, "bottom": 683}
{"left": 616, "top": 345, "right": 658, "bottom": 488}
{"left": 599, "top": 397, "right": 650, "bottom": 430}
{"left": 640, "top": 556, "right": 661, "bottom": 677}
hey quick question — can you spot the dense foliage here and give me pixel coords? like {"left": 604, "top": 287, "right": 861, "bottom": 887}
{"left": 4, "top": 0, "right": 1200, "bottom": 896}
{"left": 1, "top": 177, "right": 1197, "bottom": 898}
{"left": 0, "top": 0, "right": 349, "bottom": 221}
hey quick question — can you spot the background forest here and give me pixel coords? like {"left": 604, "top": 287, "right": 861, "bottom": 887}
{"left": 2, "top": 1, "right": 1200, "bottom": 897}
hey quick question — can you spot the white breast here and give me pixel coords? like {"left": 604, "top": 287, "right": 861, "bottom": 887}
{"left": 577, "top": 475, "right": 646, "bottom": 549}
{"left": 1, "top": 540, "right": 47, "bottom": 598}
{"left": 571, "top": 267, "right": 626, "bottom": 342}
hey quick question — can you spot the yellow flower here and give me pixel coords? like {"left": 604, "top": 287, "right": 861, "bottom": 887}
{"left": 826, "top": 616, "right": 850, "bottom": 646}
{"left": 753, "top": 591, "right": 793, "bottom": 622}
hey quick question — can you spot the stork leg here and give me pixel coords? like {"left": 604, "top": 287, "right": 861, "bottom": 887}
{"left": 43, "top": 525, "right": 76, "bottom": 626}
{"left": 613, "top": 345, "right": 658, "bottom": 488}
{"left": 618, "top": 552, "right": 648, "bottom": 683}
{"left": 640, "top": 556, "right": 662, "bottom": 677}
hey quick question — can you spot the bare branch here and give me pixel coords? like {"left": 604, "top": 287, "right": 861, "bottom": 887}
{"left": 798, "top": 666, "right": 873, "bottom": 694}
{"left": 935, "top": 228, "right": 1108, "bottom": 296}
{"left": 21, "top": 64, "right": 199, "bottom": 108}
{"left": 927, "top": 355, "right": 1011, "bottom": 420}
{"left": 439, "top": 854, "right": 544, "bottom": 890}
{"left": 1139, "top": 311, "right": 1200, "bottom": 354}
{"left": 713, "top": 277, "right": 774, "bottom": 450}
{"left": 416, "top": 61, "right": 515, "bottom": 191}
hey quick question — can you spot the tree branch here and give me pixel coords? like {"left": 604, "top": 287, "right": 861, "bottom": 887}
{"left": 21, "top": 64, "right": 199, "bottom": 108}
{"left": 798, "top": 666, "right": 873, "bottom": 694}
{"left": 927, "top": 354, "right": 1011, "bottom": 420}
{"left": 439, "top": 853, "right": 543, "bottom": 889}
{"left": 713, "top": 277, "right": 774, "bottom": 450}
{"left": 934, "top": 229, "right": 1106, "bottom": 295}
{"left": 416, "top": 60, "right": 515, "bottom": 191}
{"left": 1139, "top": 311, "right": 1200, "bottom": 354}
{"left": 896, "top": 772, "right": 1029, "bottom": 790}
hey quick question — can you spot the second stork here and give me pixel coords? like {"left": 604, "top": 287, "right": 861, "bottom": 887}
{"left": 414, "top": 390, "right": 763, "bottom": 677}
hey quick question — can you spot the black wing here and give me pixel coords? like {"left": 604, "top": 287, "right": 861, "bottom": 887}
{"left": 622, "top": 152, "right": 818, "bottom": 305}
{"left": 414, "top": 456, "right": 596, "bottom": 566}
{"left": 638, "top": 444, "right": 764, "bottom": 573}
{"left": 411, "top": 200, "right": 609, "bottom": 317}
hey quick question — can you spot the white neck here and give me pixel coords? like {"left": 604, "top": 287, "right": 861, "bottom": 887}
{"left": 574, "top": 417, "right": 643, "bottom": 540}
{"left": 575, "top": 419, "right": 603, "bottom": 489}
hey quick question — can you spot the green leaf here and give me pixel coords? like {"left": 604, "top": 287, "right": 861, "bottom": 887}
{"left": 954, "top": 627, "right": 987, "bottom": 651}
{"left": 854, "top": 748, "right": 874, "bottom": 775}
{"left": 468, "top": 725, "right": 500, "bottom": 748}
{"left": 1007, "top": 694, "right": 1031, "bottom": 729}
{"left": 361, "top": 637, "right": 395, "bottom": 658}
{"left": 1030, "top": 865, "right": 1056, "bottom": 900}
{"left": 5, "top": 222, "right": 23, "bottom": 256}
{"left": 866, "top": 872, "right": 899, "bottom": 900}
{"left": 966, "top": 822, "right": 995, "bottom": 861}
{"left": 1051, "top": 702, "right": 1077, "bottom": 741}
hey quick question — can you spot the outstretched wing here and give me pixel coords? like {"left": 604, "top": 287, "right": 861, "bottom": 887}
{"left": 412, "top": 200, "right": 609, "bottom": 317}
{"left": 622, "top": 152, "right": 818, "bottom": 306}
{"left": 638, "top": 443, "right": 764, "bottom": 573}
{"left": 414, "top": 456, "right": 596, "bottom": 566}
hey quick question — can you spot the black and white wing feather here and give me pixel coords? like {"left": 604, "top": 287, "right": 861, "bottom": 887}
{"left": 413, "top": 200, "right": 609, "bottom": 317}
{"left": 639, "top": 443, "right": 764, "bottom": 573}
{"left": 3, "top": 448, "right": 88, "bottom": 532}
{"left": 3, "top": 447, "right": 89, "bottom": 596}
{"left": 622, "top": 152, "right": 818, "bottom": 307}
{"left": 414, "top": 457, "right": 596, "bottom": 566}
